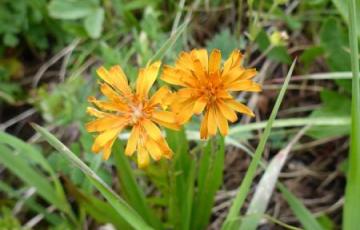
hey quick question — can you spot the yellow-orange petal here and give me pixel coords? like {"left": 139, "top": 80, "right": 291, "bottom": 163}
{"left": 223, "top": 49, "right": 243, "bottom": 74}
{"left": 144, "top": 137, "right": 162, "bottom": 161}
{"left": 152, "top": 111, "right": 177, "bottom": 124}
{"left": 102, "top": 138, "right": 116, "bottom": 160}
{"left": 86, "top": 116, "right": 126, "bottom": 132}
{"left": 191, "top": 49, "right": 208, "bottom": 71}
{"left": 96, "top": 66, "right": 131, "bottom": 96}
{"left": 142, "top": 119, "right": 162, "bottom": 141}
{"left": 176, "top": 52, "right": 195, "bottom": 71}
{"left": 109, "top": 65, "right": 132, "bottom": 95}
{"left": 161, "top": 66, "right": 188, "bottom": 87}
{"left": 136, "top": 61, "right": 161, "bottom": 99}
{"left": 193, "top": 96, "right": 207, "bottom": 114}
{"left": 125, "top": 125, "right": 140, "bottom": 156}
{"left": 216, "top": 101, "right": 238, "bottom": 122}
{"left": 200, "top": 111, "right": 209, "bottom": 139}
{"left": 227, "top": 81, "right": 262, "bottom": 92}
{"left": 137, "top": 144, "right": 150, "bottom": 168}
{"left": 215, "top": 106, "right": 229, "bottom": 136}
{"left": 100, "top": 83, "right": 123, "bottom": 103}
{"left": 149, "top": 86, "right": 171, "bottom": 106}
{"left": 207, "top": 107, "right": 217, "bottom": 136}
{"left": 209, "top": 49, "right": 221, "bottom": 73}
{"left": 226, "top": 99, "right": 254, "bottom": 117}
{"left": 88, "top": 97, "right": 128, "bottom": 112}
{"left": 176, "top": 101, "right": 194, "bottom": 124}
{"left": 91, "top": 127, "right": 123, "bottom": 153}
{"left": 86, "top": 107, "right": 107, "bottom": 118}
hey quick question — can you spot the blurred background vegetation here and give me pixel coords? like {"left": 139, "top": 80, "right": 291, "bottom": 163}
{"left": 0, "top": 0, "right": 357, "bottom": 229}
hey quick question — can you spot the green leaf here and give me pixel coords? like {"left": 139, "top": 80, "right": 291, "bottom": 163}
{"left": 191, "top": 136, "right": 225, "bottom": 230}
{"left": 240, "top": 127, "right": 309, "bottom": 230}
{"left": 206, "top": 29, "right": 242, "bottom": 57}
{"left": 308, "top": 90, "right": 351, "bottom": 139}
{"left": 167, "top": 128, "right": 195, "bottom": 230}
{"left": 32, "top": 124, "right": 153, "bottom": 230}
{"left": 147, "top": 21, "right": 188, "bottom": 65}
{"left": 0, "top": 145, "right": 70, "bottom": 215}
{"left": 113, "top": 141, "right": 162, "bottom": 229}
{"left": 48, "top": 0, "right": 97, "bottom": 19}
{"left": 83, "top": 8, "right": 104, "bottom": 39}
{"left": 222, "top": 59, "right": 297, "bottom": 230}
{"left": 331, "top": 0, "right": 360, "bottom": 37}
{"left": 65, "top": 179, "right": 131, "bottom": 229}
{"left": 299, "top": 46, "right": 325, "bottom": 69}
{"left": 278, "top": 184, "right": 323, "bottom": 230}
{"left": 343, "top": 0, "right": 360, "bottom": 229}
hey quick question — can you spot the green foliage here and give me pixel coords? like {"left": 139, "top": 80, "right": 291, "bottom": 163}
{"left": 0, "top": 208, "right": 23, "bottom": 230}
{"left": 191, "top": 137, "right": 225, "bottom": 230}
{"left": 308, "top": 90, "right": 351, "bottom": 138}
{"left": 255, "top": 30, "right": 291, "bottom": 64}
{"left": 35, "top": 76, "right": 89, "bottom": 125}
{"left": 48, "top": 0, "right": 104, "bottom": 38}
{"left": 206, "top": 29, "right": 243, "bottom": 57}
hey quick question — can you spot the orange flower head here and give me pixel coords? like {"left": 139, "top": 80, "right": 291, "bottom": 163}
{"left": 161, "top": 49, "right": 261, "bottom": 139}
{"left": 86, "top": 61, "right": 179, "bottom": 168}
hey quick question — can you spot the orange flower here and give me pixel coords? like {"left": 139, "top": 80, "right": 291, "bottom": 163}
{"left": 86, "top": 61, "right": 179, "bottom": 168}
{"left": 161, "top": 49, "right": 261, "bottom": 139}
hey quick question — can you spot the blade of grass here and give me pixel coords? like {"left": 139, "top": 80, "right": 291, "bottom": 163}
{"left": 343, "top": 0, "right": 360, "bottom": 229}
{"left": 222, "top": 59, "right": 297, "bottom": 229}
{"left": 147, "top": 21, "right": 188, "bottom": 65}
{"left": 191, "top": 136, "right": 225, "bottom": 230}
{"left": 113, "top": 140, "right": 163, "bottom": 229}
{"left": 229, "top": 117, "right": 350, "bottom": 135}
{"left": 65, "top": 178, "right": 131, "bottom": 229}
{"left": 0, "top": 132, "right": 73, "bottom": 219}
{"left": 278, "top": 184, "right": 323, "bottom": 230}
{"left": 166, "top": 128, "right": 195, "bottom": 230}
{"left": 0, "top": 145, "right": 71, "bottom": 216}
{"left": 240, "top": 126, "right": 310, "bottom": 230}
{"left": 32, "top": 124, "right": 152, "bottom": 230}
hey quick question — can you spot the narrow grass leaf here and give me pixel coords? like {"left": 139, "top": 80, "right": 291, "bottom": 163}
{"left": 343, "top": 0, "right": 360, "bottom": 229}
{"left": 32, "top": 124, "right": 152, "bottom": 230}
{"left": 166, "top": 128, "right": 195, "bottom": 230}
{"left": 147, "top": 21, "right": 188, "bottom": 65}
{"left": 0, "top": 145, "right": 69, "bottom": 214}
{"left": 240, "top": 127, "right": 310, "bottom": 230}
{"left": 0, "top": 132, "right": 71, "bottom": 218}
{"left": 191, "top": 136, "right": 225, "bottom": 230}
{"left": 65, "top": 178, "right": 131, "bottom": 229}
{"left": 278, "top": 184, "right": 323, "bottom": 230}
{"left": 222, "top": 59, "right": 297, "bottom": 229}
{"left": 113, "top": 140, "right": 163, "bottom": 229}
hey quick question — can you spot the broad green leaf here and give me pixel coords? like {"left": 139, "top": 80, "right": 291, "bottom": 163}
{"left": 191, "top": 136, "right": 225, "bottom": 230}
{"left": 32, "top": 124, "right": 152, "bottom": 230}
{"left": 206, "top": 29, "right": 242, "bottom": 57}
{"left": 308, "top": 90, "right": 350, "bottom": 139}
{"left": 48, "top": 0, "right": 97, "bottom": 19}
{"left": 83, "top": 8, "right": 104, "bottom": 39}
{"left": 222, "top": 59, "right": 297, "bottom": 230}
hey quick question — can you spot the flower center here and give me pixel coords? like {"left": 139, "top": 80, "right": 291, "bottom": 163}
{"left": 130, "top": 103, "right": 144, "bottom": 124}
{"left": 203, "top": 81, "right": 219, "bottom": 103}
